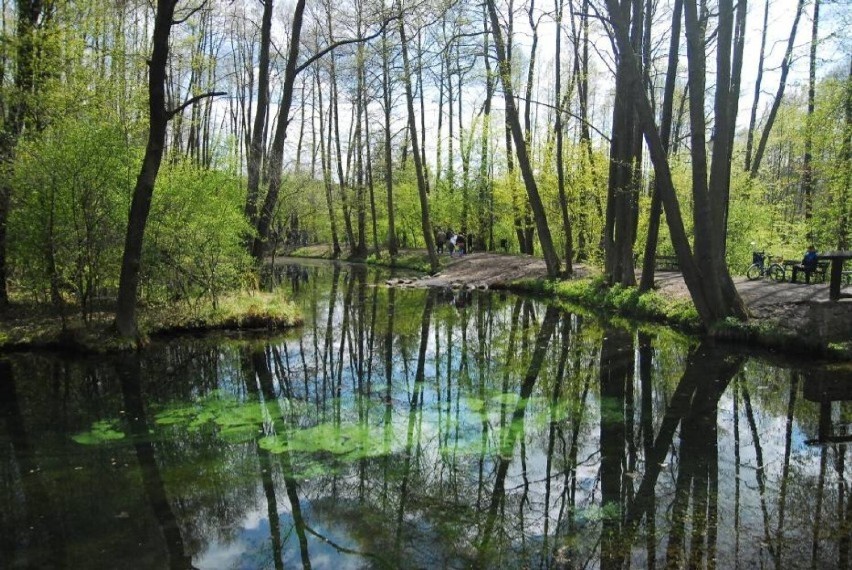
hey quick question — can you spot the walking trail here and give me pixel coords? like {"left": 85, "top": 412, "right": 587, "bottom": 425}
{"left": 391, "top": 252, "right": 852, "bottom": 342}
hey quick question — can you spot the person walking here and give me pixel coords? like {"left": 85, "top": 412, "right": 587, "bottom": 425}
{"left": 435, "top": 228, "right": 446, "bottom": 254}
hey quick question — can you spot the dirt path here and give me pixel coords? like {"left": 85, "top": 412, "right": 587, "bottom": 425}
{"left": 391, "top": 253, "right": 852, "bottom": 344}
{"left": 407, "top": 252, "right": 554, "bottom": 288}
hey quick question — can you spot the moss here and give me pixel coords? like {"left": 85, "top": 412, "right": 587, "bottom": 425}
{"left": 510, "top": 276, "right": 703, "bottom": 332}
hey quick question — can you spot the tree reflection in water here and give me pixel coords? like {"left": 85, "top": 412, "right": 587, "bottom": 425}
{"left": 0, "top": 262, "right": 850, "bottom": 569}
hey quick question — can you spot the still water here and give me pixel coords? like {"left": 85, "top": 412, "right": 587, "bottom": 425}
{"left": 1, "top": 261, "right": 850, "bottom": 569}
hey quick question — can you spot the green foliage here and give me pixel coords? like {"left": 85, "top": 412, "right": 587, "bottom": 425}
{"left": 9, "top": 116, "right": 136, "bottom": 312}
{"left": 72, "top": 420, "right": 125, "bottom": 445}
{"left": 144, "top": 160, "right": 253, "bottom": 309}
{"left": 515, "top": 276, "right": 701, "bottom": 330}
{"left": 141, "top": 292, "right": 302, "bottom": 333}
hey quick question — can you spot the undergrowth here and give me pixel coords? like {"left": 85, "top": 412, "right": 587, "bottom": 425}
{"left": 511, "top": 276, "right": 702, "bottom": 331}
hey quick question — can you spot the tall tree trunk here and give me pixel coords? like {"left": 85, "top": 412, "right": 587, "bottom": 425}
{"left": 353, "top": 6, "right": 367, "bottom": 259}
{"left": 748, "top": 0, "right": 806, "bottom": 178}
{"left": 316, "top": 58, "right": 341, "bottom": 257}
{"left": 744, "top": 0, "right": 768, "bottom": 173}
{"left": 570, "top": 0, "right": 593, "bottom": 261}
{"left": 839, "top": 56, "right": 852, "bottom": 250}
{"left": 251, "top": 0, "right": 307, "bottom": 260}
{"left": 115, "top": 0, "right": 178, "bottom": 338}
{"left": 801, "top": 0, "right": 819, "bottom": 237}
{"left": 244, "top": 0, "right": 272, "bottom": 228}
{"left": 365, "top": 104, "right": 380, "bottom": 256}
{"left": 486, "top": 0, "right": 561, "bottom": 277}
{"left": 478, "top": 3, "right": 494, "bottom": 250}
{"left": 553, "top": 0, "right": 574, "bottom": 273}
{"left": 639, "top": 0, "right": 682, "bottom": 292}
{"left": 397, "top": 1, "right": 438, "bottom": 272}
{"left": 604, "top": 0, "right": 642, "bottom": 286}
{"left": 381, "top": 25, "right": 398, "bottom": 256}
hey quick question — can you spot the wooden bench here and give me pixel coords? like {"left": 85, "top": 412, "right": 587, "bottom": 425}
{"left": 785, "top": 260, "right": 828, "bottom": 283}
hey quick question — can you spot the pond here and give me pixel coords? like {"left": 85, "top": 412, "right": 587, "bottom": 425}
{"left": 1, "top": 261, "right": 850, "bottom": 569}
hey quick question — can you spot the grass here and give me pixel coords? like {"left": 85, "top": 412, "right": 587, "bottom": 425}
{"left": 142, "top": 292, "right": 302, "bottom": 334}
{"left": 0, "top": 291, "right": 302, "bottom": 352}
{"left": 510, "top": 276, "right": 702, "bottom": 332}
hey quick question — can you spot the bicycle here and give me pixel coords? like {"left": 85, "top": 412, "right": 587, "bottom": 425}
{"left": 746, "top": 251, "right": 786, "bottom": 281}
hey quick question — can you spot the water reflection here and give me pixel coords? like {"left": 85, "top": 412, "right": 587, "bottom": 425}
{"left": 1, "top": 261, "right": 851, "bottom": 569}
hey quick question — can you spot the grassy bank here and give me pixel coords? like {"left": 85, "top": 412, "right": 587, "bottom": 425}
{"left": 510, "top": 275, "right": 851, "bottom": 360}
{"left": 0, "top": 292, "right": 301, "bottom": 352}
{"left": 510, "top": 276, "right": 703, "bottom": 332}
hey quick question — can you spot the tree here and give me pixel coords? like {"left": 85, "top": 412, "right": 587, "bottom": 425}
{"left": 747, "top": 0, "right": 807, "bottom": 178}
{"left": 603, "top": 0, "right": 748, "bottom": 325}
{"left": 0, "top": 0, "right": 57, "bottom": 306}
{"left": 639, "top": 0, "right": 682, "bottom": 292}
{"left": 115, "top": 0, "right": 225, "bottom": 338}
{"left": 397, "top": 0, "right": 438, "bottom": 272}
{"left": 485, "top": 0, "right": 561, "bottom": 277}
{"left": 244, "top": 0, "right": 273, "bottom": 229}
{"left": 553, "top": 0, "right": 574, "bottom": 273}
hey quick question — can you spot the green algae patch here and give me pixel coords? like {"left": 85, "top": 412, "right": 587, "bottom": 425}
{"left": 260, "top": 423, "right": 393, "bottom": 460}
{"left": 72, "top": 420, "right": 126, "bottom": 445}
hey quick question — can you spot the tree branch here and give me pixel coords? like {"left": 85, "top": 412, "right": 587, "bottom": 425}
{"left": 167, "top": 91, "right": 227, "bottom": 119}
{"left": 294, "top": 15, "right": 400, "bottom": 76}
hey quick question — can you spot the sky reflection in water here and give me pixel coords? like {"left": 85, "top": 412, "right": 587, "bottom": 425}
{"left": 1, "top": 261, "right": 850, "bottom": 569}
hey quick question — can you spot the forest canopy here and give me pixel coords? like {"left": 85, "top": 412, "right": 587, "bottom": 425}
{"left": 0, "top": 0, "right": 848, "bottom": 330}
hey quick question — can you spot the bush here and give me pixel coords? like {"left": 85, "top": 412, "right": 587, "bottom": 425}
{"left": 143, "top": 160, "right": 253, "bottom": 310}
{"left": 9, "top": 117, "right": 135, "bottom": 318}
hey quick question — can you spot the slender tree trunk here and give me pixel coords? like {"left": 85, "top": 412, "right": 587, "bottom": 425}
{"left": 744, "top": 0, "right": 768, "bottom": 172}
{"left": 244, "top": 0, "right": 272, "bottom": 228}
{"left": 329, "top": 40, "right": 355, "bottom": 253}
{"left": 115, "top": 0, "right": 178, "bottom": 338}
{"left": 316, "top": 59, "right": 341, "bottom": 257}
{"left": 639, "top": 0, "right": 682, "bottom": 292}
{"left": 748, "top": 0, "right": 807, "bottom": 178}
{"left": 416, "top": 28, "right": 429, "bottom": 193}
{"left": 801, "top": 0, "right": 819, "bottom": 236}
{"left": 397, "top": 1, "right": 438, "bottom": 271}
{"left": 570, "top": 0, "right": 593, "bottom": 261}
{"left": 365, "top": 90, "right": 380, "bottom": 255}
{"left": 381, "top": 25, "right": 398, "bottom": 256}
{"left": 839, "top": 56, "right": 852, "bottom": 250}
{"left": 251, "top": 0, "right": 307, "bottom": 260}
{"left": 486, "top": 0, "right": 561, "bottom": 277}
{"left": 479, "top": 3, "right": 494, "bottom": 251}
{"left": 353, "top": 8, "right": 367, "bottom": 259}
{"left": 553, "top": 0, "right": 574, "bottom": 273}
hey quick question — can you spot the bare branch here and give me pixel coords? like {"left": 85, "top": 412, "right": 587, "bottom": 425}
{"left": 294, "top": 15, "right": 401, "bottom": 75}
{"left": 168, "top": 91, "right": 227, "bottom": 119}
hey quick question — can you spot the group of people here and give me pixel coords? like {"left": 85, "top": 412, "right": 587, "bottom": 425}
{"left": 435, "top": 228, "right": 467, "bottom": 257}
